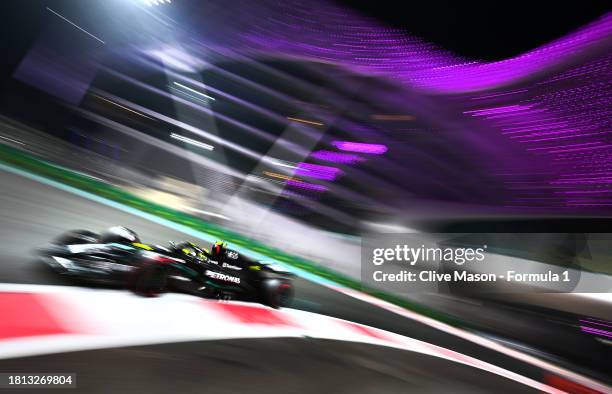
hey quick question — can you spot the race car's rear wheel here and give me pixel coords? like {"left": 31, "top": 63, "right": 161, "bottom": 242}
{"left": 130, "top": 263, "right": 168, "bottom": 297}
{"left": 260, "top": 279, "right": 294, "bottom": 308}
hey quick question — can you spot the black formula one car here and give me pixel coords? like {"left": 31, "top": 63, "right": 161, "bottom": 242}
{"left": 38, "top": 226, "right": 294, "bottom": 308}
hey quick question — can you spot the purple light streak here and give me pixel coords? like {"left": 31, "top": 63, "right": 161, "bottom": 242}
{"left": 311, "top": 150, "right": 365, "bottom": 164}
{"left": 579, "top": 319, "right": 612, "bottom": 328}
{"left": 234, "top": 2, "right": 612, "bottom": 93}
{"left": 286, "top": 179, "right": 328, "bottom": 192}
{"left": 331, "top": 141, "right": 388, "bottom": 154}
{"left": 464, "top": 104, "right": 536, "bottom": 116}
{"left": 295, "top": 162, "right": 344, "bottom": 181}
{"left": 580, "top": 326, "right": 612, "bottom": 339}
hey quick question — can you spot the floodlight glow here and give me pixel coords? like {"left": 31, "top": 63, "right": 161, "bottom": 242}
{"left": 170, "top": 133, "right": 214, "bottom": 151}
{"left": 147, "top": 47, "right": 207, "bottom": 72}
{"left": 143, "top": 0, "right": 170, "bottom": 6}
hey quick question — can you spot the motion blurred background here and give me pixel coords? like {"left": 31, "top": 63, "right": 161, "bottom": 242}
{"left": 0, "top": 0, "right": 610, "bottom": 392}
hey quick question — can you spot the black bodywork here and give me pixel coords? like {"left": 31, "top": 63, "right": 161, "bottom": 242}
{"left": 38, "top": 230, "right": 294, "bottom": 308}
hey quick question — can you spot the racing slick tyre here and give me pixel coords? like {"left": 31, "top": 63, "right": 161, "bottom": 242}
{"left": 53, "top": 229, "right": 99, "bottom": 245}
{"left": 129, "top": 262, "right": 168, "bottom": 297}
{"left": 259, "top": 278, "right": 294, "bottom": 308}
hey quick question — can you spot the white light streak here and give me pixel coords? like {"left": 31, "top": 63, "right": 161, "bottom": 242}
{"left": 0, "top": 135, "right": 25, "bottom": 145}
{"left": 46, "top": 7, "right": 105, "bottom": 44}
{"left": 268, "top": 158, "right": 297, "bottom": 169}
{"left": 168, "top": 87, "right": 211, "bottom": 105}
{"left": 184, "top": 207, "right": 231, "bottom": 221}
{"left": 170, "top": 133, "right": 214, "bottom": 151}
{"left": 93, "top": 94, "right": 156, "bottom": 121}
{"left": 173, "top": 82, "right": 216, "bottom": 101}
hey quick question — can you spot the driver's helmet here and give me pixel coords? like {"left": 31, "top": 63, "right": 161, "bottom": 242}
{"left": 99, "top": 226, "right": 140, "bottom": 244}
{"left": 211, "top": 241, "right": 227, "bottom": 259}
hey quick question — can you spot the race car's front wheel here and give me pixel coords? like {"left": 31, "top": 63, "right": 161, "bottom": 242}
{"left": 130, "top": 263, "right": 168, "bottom": 297}
{"left": 259, "top": 279, "right": 294, "bottom": 308}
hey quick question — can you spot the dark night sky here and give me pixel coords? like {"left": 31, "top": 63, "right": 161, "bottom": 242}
{"left": 342, "top": 0, "right": 610, "bottom": 60}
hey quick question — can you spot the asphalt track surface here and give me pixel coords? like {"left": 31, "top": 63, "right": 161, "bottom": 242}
{"left": 0, "top": 168, "right": 607, "bottom": 392}
{"left": 0, "top": 339, "right": 537, "bottom": 394}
